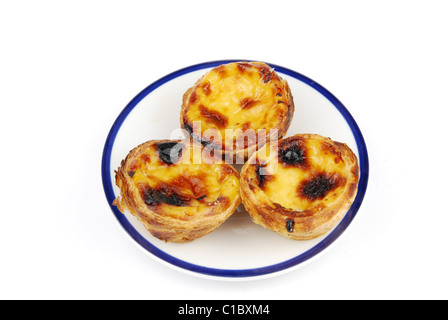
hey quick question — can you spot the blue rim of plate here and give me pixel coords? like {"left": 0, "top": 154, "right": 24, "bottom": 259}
{"left": 101, "top": 60, "right": 369, "bottom": 279}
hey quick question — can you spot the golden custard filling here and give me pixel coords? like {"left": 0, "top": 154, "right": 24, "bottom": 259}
{"left": 252, "top": 137, "right": 349, "bottom": 212}
{"left": 182, "top": 62, "right": 291, "bottom": 150}
{"left": 128, "top": 142, "right": 240, "bottom": 219}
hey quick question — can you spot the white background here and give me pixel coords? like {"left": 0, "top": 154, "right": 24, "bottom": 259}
{"left": 1, "top": 1, "right": 447, "bottom": 300}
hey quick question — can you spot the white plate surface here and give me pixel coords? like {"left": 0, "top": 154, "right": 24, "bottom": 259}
{"left": 102, "top": 60, "right": 369, "bottom": 280}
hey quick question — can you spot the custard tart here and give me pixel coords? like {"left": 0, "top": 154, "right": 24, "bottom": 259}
{"left": 113, "top": 140, "right": 241, "bottom": 243}
{"left": 240, "top": 134, "right": 359, "bottom": 240}
{"left": 180, "top": 61, "right": 294, "bottom": 161}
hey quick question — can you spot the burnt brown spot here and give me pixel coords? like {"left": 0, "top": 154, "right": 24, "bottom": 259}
{"left": 278, "top": 137, "right": 308, "bottom": 167}
{"left": 130, "top": 153, "right": 150, "bottom": 172}
{"left": 241, "top": 122, "right": 251, "bottom": 131}
{"left": 214, "top": 65, "right": 227, "bottom": 77}
{"left": 279, "top": 144, "right": 306, "bottom": 166}
{"left": 141, "top": 185, "right": 191, "bottom": 207}
{"left": 274, "top": 84, "right": 285, "bottom": 97}
{"left": 184, "top": 118, "right": 222, "bottom": 150}
{"left": 322, "top": 141, "right": 344, "bottom": 157}
{"left": 130, "top": 160, "right": 138, "bottom": 172}
{"left": 200, "top": 81, "right": 211, "bottom": 95}
{"left": 184, "top": 121, "right": 198, "bottom": 142}
{"left": 206, "top": 196, "right": 230, "bottom": 216}
{"left": 157, "top": 142, "right": 183, "bottom": 165}
{"left": 196, "top": 195, "right": 207, "bottom": 201}
{"left": 140, "top": 153, "right": 151, "bottom": 164}
{"left": 274, "top": 108, "right": 286, "bottom": 122}
{"left": 183, "top": 121, "right": 195, "bottom": 138}
{"left": 128, "top": 171, "right": 135, "bottom": 178}
{"left": 301, "top": 174, "right": 340, "bottom": 201}
{"left": 347, "top": 182, "right": 358, "bottom": 199}
{"left": 199, "top": 105, "right": 228, "bottom": 128}
{"left": 237, "top": 62, "right": 253, "bottom": 73}
{"left": 240, "top": 97, "right": 258, "bottom": 109}
{"left": 189, "top": 91, "right": 198, "bottom": 104}
{"left": 170, "top": 174, "right": 208, "bottom": 197}
{"left": 218, "top": 165, "right": 236, "bottom": 183}
{"left": 255, "top": 163, "right": 271, "bottom": 188}
{"left": 214, "top": 196, "right": 230, "bottom": 206}
{"left": 260, "top": 66, "right": 274, "bottom": 83}
{"left": 286, "top": 219, "right": 295, "bottom": 233}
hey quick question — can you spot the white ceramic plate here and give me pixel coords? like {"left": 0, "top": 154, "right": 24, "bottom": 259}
{"left": 102, "top": 60, "right": 369, "bottom": 280}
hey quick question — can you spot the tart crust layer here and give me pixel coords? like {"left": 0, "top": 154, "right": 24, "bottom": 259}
{"left": 113, "top": 140, "right": 241, "bottom": 243}
{"left": 240, "top": 134, "right": 359, "bottom": 240}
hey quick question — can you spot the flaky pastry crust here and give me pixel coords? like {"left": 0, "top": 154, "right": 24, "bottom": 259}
{"left": 240, "top": 134, "right": 359, "bottom": 240}
{"left": 113, "top": 139, "right": 241, "bottom": 243}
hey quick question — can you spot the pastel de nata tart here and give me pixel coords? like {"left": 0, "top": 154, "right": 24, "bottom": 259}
{"left": 113, "top": 139, "right": 241, "bottom": 243}
{"left": 180, "top": 61, "right": 294, "bottom": 161}
{"left": 240, "top": 134, "right": 359, "bottom": 240}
